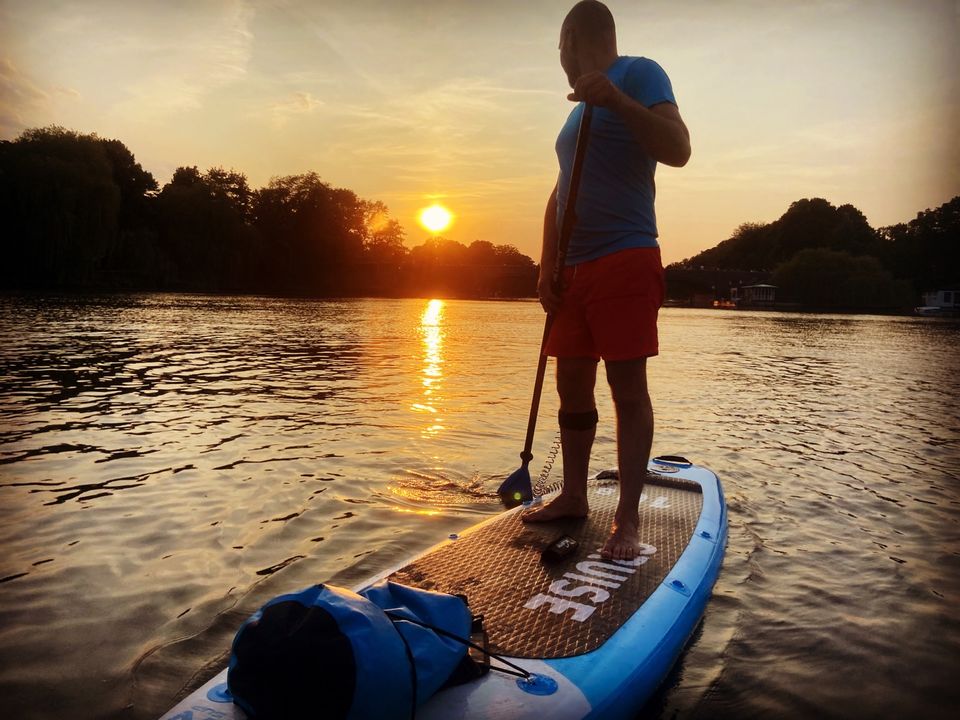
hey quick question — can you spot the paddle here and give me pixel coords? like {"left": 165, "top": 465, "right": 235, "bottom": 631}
{"left": 498, "top": 103, "right": 594, "bottom": 509}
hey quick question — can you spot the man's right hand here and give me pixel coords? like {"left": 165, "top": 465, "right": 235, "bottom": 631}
{"left": 538, "top": 272, "right": 562, "bottom": 313}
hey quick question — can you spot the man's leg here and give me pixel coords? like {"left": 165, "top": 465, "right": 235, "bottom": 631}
{"left": 601, "top": 357, "right": 654, "bottom": 559}
{"left": 522, "top": 356, "right": 598, "bottom": 523}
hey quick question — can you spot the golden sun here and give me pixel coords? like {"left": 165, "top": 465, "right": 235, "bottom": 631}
{"left": 418, "top": 203, "right": 454, "bottom": 234}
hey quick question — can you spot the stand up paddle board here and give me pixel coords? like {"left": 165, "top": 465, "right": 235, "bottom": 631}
{"left": 160, "top": 456, "right": 726, "bottom": 720}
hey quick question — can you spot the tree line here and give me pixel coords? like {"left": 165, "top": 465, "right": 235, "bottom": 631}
{"left": 0, "top": 127, "right": 537, "bottom": 298}
{"left": 4, "top": 127, "right": 955, "bottom": 309}
{"left": 667, "top": 196, "right": 959, "bottom": 310}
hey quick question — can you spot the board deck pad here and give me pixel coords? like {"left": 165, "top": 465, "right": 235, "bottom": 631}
{"left": 389, "top": 474, "right": 703, "bottom": 658}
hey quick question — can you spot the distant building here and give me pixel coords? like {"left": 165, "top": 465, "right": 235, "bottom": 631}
{"left": 921, "top": 289, "right": 958, "bottom": 309}
{"left": 916, "top": 289, "right": 960, "bottom": 316}
{"left": 731, "top": 283, "right": 777, "bottom": 308}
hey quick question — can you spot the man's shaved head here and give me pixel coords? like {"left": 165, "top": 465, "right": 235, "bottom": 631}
{"left": 562, "top": 1, "right": 616, "bottom": 45}
{"left": 559, "top": 1, "right": 617, "bottom": 87}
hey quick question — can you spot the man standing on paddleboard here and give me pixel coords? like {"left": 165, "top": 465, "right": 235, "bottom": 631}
{"left": 522, "top": 1, "right": 691, "bottom": 561}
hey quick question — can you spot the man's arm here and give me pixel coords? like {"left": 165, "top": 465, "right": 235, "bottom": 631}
{"left": 569, "top": 72, "right": 691, "bottom": 167}
{"left": 538, "top": 183, "right": 561, "bottom": 313}
{"left": 616, "top": 98, "right": 690, "bottom": 168}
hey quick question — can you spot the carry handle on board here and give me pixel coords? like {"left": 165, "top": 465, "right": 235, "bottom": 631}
{"left": 498, "top": 103, "right": 594, "bottom": 508}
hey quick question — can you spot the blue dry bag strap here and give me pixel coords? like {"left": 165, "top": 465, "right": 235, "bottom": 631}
{"left": 384, "top": 611, "right": 531, "bottom": 680}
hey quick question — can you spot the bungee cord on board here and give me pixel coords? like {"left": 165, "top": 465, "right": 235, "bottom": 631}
{"left": 534, "top": 431, "right": 563, "bottom": 499}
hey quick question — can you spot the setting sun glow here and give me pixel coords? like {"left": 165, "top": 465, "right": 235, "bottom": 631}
{"left": 418, "top": 204, "right": 454, "bottom": 234}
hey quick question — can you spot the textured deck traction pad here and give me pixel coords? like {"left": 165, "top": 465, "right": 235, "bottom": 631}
{"left": 390, "top": 474, "right": 703, "bottom": 658}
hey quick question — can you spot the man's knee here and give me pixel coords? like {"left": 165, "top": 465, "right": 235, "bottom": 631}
{"left": 605, "top": 358, "right": 649, "bottom": 405}
{"left": 557, "top": 357, "right": 598, "bottom": 409}
{"left": 558, "top": 408, "right": 599, "bottom": 431}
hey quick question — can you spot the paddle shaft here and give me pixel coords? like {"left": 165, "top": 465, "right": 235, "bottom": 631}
{"left": 519, "top": 104, "right": 594, "bottom": 465}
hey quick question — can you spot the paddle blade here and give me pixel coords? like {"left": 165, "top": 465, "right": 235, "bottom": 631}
{"left": 497, "top": 465, "right": 533, "bottom": 508}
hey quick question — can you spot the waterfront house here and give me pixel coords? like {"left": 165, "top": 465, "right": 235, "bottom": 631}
{"left": 731, "top": 284, "right": 777, "bottom": 308}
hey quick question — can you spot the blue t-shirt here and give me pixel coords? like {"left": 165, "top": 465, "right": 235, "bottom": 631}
{"left": 556, "top": 56, "right": 676, "bottom": 264}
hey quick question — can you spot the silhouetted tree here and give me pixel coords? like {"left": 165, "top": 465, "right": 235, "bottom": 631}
{"left": 205, "top": 167, "right": 253, "bottom": 222}
{"left": 1, "top": 127, "right": 121, "bottom": 287}
{"left": 494, "top": 243, "right": 536, "bottom": 269}
{"left": 153, "top": 166, "right": 258, "bottom": 290}
{"left": 680, "top": 199, "right": 883, "bottom": 272}
{"left": 362, "top": 201, "right": 408, "bottom": 265}
{"left": 772, "top": 248, "right": 912, "bottom": 309}
{"left": 466, "top": 240, "right": 498, "bottom": 266}
{"left": 771, "top": 198, "right": 842, "bottom": 261}
{"left": 101, "top": 138, "right": 158, "bottom": 228}
{"left": 828, "top": 204, "right": 880, "bottom": 258}
{"left": 679, "top": 222, "right": 770, "bottom": 270}
{"left": 251, "top": 172, "right": 367, "bottom": 293}
{"left": 401, "top": 237, "right": 536, "bottom": 297}
{"left": 880, "top": 196, "right": 960, "bottom": 292}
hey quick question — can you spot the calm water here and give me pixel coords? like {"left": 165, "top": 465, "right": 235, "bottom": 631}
{"left": 1, "top": 295, "right": 958, "bottom": 720}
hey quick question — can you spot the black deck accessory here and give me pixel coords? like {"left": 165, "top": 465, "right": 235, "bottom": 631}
{"left": 541, "top": 534, "right": 579, "bottom": 563}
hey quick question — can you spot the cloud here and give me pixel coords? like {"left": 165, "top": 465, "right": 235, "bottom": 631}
{"left": 0, "top": 58, "right": 47, "bottom": 102}
{"left": 112, "top": 0, "right": 256, "bottom": 119}
{"left": 324, "top": 76, "right": 553, "bottom": 159}
{"left": 266, "top": 90, "right": 324, "bottom": 128}
{"left": 0, "top": 58, "right": 79, "bottom": 138}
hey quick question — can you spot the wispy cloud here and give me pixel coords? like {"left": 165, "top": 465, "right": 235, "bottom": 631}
{"left": 113, "top": 1, "right": 256, "bottom": 119}
{"left": 266, "top": 91, "right": 324, "bottom": 128}
{"left": 0, "top": 58, "right": 81, "bottom": 137}
{"left": 0, "top": 57, "right": 47, "bottom": 100}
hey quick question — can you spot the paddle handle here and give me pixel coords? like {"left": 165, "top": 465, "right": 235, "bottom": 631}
{"left": 520, "top": 104, "right": 594, "bottom": 464}
{"left": 552, "top": 104, "right": 594, "bottom": 293}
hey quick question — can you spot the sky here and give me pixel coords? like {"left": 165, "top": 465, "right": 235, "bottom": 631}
{"left": 2, "top": 0, "right": 958, "bottom": 265}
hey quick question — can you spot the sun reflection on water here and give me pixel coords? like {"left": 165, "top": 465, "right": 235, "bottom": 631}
{"left": 387, "top": 299, "right": 449, "bottom": 513}
{"left": 416, "top": 299, "right": 445, "bottom": 437}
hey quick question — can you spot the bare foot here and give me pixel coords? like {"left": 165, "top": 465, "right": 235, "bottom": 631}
{"left": 601, "top": 520, "right": 641, "bottom": 560}
{"left": 521, "top": 493, "right": 588, "bottom": 523}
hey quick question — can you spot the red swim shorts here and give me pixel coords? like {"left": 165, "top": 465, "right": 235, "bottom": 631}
{"left": 545, "top": 247, "right": 664, "bottom": 361}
